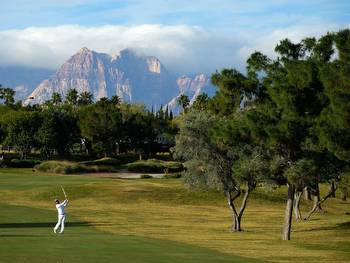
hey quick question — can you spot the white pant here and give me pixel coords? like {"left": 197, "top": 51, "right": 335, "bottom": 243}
{"left": 54, "top": 214, "right": 66, "bottom": 233}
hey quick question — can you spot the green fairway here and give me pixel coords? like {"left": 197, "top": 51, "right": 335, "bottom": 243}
{"left": 0, "top": 168, "right": 349, "bottom": 262}
{"left": 0, "top": 170, "right": 260, "bottom": 263}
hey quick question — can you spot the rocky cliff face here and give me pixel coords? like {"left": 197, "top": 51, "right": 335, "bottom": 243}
{"left": 24, "top": 48, "right": 178, "bottom": 106}
{"left": 165, "top": 74, "right": 215, "bottom": 114}
{"left": 0, "top": 66, "right": 54, "bottom": 101}
{"left": 23, "top": 48, "right": 214, "bottom": 111}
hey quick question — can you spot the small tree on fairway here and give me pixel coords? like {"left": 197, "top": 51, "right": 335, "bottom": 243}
{"left": 173, "top": 110, "right": 266, "bottom": 231}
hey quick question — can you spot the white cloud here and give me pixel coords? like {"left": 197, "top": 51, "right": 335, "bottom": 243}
{"left": 0, "top": 23, "right": 346, "bottom": 74}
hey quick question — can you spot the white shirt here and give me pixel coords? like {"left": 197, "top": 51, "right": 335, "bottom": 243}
{"left": 56, "top": 200, "right": 68, "bottom": 215}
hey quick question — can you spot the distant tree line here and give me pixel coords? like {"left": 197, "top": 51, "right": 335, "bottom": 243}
{"left": 0, "top": 89, "right": 177, "bottom": 160}
{"left": 172, "top": 29, "right": 350, "bottom": 240}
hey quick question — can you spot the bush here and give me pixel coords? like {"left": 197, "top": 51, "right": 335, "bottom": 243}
{"left": 126, "top": 159, "right": 183, "bottom": 173}
{"left": 9, "top": 159, "right": 41, "bottom": 168}
{"left": 163, "top": 173, "right": 183, "bottom": 179}
{"left": 80, "top": 157, "right": 120, "bottom": 167}
{"left": 140, "top": 174, "right": 153, "bottom": 179}
{"left": 35, "top": 161, "right": 113, "bottom": 174}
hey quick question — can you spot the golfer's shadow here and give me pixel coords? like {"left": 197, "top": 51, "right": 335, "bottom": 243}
{"left": 0, "top": 222, "right": 91, "bottom": 228}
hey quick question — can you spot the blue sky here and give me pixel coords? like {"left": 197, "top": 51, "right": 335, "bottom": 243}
{"left": 0, "top": 0, "right": 349, "bottom": 73}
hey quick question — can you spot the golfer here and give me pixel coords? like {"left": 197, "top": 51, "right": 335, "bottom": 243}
{"left": 54, "top": 199, "right": 68, "bottom": 234}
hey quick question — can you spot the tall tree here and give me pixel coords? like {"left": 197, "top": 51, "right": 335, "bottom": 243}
{"left": 78, "top": 91, "right": 93, "bottom": 106}
{"left": 65, "top": 88, "right": 79, "bottom": 106}
{"left": 0, "top": 86, "right": 15, "bottom": 106}
{"left": 2, "top": 111, "right": 40, "bottom": 159}
{"left": 177, "top": 94, "right": 190, "bottom": 113}
{"left": 51, "top": 92, "right": 62, "bottom": 106}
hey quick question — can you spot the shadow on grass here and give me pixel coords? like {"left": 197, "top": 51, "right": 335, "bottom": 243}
{"left": 300, "top": 221, "right": 350, "bottom": 232}
{"left": 0, "top": 221, "right": 113, "bottom": 228}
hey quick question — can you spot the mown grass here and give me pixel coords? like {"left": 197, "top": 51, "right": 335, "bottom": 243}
{"left": 0, "top": 168, "right": 349, "bottom": 262}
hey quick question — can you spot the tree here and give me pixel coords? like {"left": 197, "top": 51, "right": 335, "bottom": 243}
{"left": 65, "top": 89, "right": 79, "bottom": 106}
{"left": 51, "top": 92, "right": 62, "bottom": 106}
{"left": 78, "top": 91, "right": 93, "bottom": 106}
{"left": 192, "top": 93, "right": 209, "bottom": 111}
{"left": 0, "top": 86, "right": 15, "bottom": 106}
{"left": 173, "top": 110, "right": 266, "bottom": 231}
{"left": 78, "top": 99, "right": 122, "bottom": 156}
{"left": 36, "top": 109, "right": 79, "bottom": 159}
{"left": 110, "top": 95, "right": 121, "bottom": 105}
{"left": 177, "top": 94, "right": 190, "bottom": 112}
{"left": 245, "top": 35, "right": 331, "bottom": 240}
{"left": 2, "top": 111, "right": 40, "bottom": 159}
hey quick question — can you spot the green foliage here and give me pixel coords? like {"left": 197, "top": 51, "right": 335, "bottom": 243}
{"left": 65, "top": 88, "right": 79, "bottom": 105}
{"left": 0, "top": 86, "right": 15, "bottom": 106}
{"left": 127, "top": 159, "right": 183, "bottom": 173}
{"left": 339, "top": 173, "right": 350, "bottom": 197}
{"left": 36, "top": 109, "right": 79, "bottom": 159}
{"left": 78, "top": 100, "right": 122, "bottom": 156}
{"left": 192, "top": 93, "right": 209, "bottom": 111}
{"left": 283, "top": 159, "right": 317, "bottom": 190}
{"left": 80, "top": 157, "right": 120, "bottom": 166}
{"left": 35, "top": 160, "right": 112, "bottom": 174}
{"left": 51, "top": 92, "right": 62, "bottom": 106}
{"left": 177, "top": 94, "right": 190, "bottom": 111}
{"left": 9, "top": 159, "right": 41, "bottom": 168}
{"left": 1, "top": 110, "right": 41, "bottom": 159}
{"left": 78, "top": 91, "right": 93, "bottom": 106}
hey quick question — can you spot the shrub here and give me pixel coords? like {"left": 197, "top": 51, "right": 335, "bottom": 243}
{"left": 36, "top": 160, "right": 115, "bottom": 174}
{"left": 140, "top": 174, "right": 153, "bottom": 179}
{"left": 35, "top": 161, "right": 88, "bottom": 174}
{"left": 163, "top": 173, "right": 183, "bottom": 179}
{"left": 80, "top": 157, "right": 120, "bottom": 166}
{"left": 126, "top": 159, "right": 183, "bottom": 173}
{"left": 9, "top": 159, "right": 41, "bottom": 168}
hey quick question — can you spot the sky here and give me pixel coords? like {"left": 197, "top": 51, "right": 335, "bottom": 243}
{"left": 0, "top": 0, "right": 349, "bottom": 74}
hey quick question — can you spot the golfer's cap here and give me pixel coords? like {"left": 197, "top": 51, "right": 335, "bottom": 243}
{"left": 55, "top": 199, "right": 59, "bottom": 203}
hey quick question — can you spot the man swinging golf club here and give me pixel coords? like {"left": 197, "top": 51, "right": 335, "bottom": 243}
{"left": 54, "top": 186, "right": 68, "bottom": 234}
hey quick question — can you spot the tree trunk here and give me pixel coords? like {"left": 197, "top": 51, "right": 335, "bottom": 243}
{"left": 341, "top": 192, "right": 347, "bottom": 201}
{"left": 226, "top": 191, "right": 240, "bottom": 232}
{"left": 283, "top": 184, "right": 295, "bottom": 241}
{"left": 329, "top": 180, "right": 336, "bottom": 198}
{"left": 314, "top": 183, "right": 322, "bottom": 210}
{"left": 293, "top": 191, "right": 303, "bottom": 220}
{"left": 304, "top": 184, "right": 338, "bottom": 220}
{"left": 234, "top": 189, "right": 250, "bottom": 231}
{"left": 303, "top": 187, "right": 312, "bottom": 201}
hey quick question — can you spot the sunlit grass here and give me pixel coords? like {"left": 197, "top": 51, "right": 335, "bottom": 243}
{"left": 0, "top": 168, "right": 349, "bottom": 262}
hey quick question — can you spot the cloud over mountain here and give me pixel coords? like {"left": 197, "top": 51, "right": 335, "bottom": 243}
{"left": 0, "top": 23, "right": 343, "bottom": 75}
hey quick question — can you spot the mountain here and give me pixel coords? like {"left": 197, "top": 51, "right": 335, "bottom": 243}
{"left": 165, "top": 74, "right": 216, "bottom": 114}
{"left": 23, "top": 47, "right": 214, "bottom": 110}
{"left": 0, "top": 66, "right": 54, "bottom": 101}
{"left": 24, "top": 48, "right": 179, "bottom": 106}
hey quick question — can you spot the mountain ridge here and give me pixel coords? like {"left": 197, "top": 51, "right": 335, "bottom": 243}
{"left": 22, "top": 48, "right": 214, "bottom": 110}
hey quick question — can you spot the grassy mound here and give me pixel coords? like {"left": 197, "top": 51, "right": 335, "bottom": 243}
{"left": 35, "top": 160, "right": 112, "bottom": 174}
{"left": 80, "top": 157, "right": 120, "bottom": 166}
{"left": 126, "top": 159, "right": 183, "bottom": 173}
